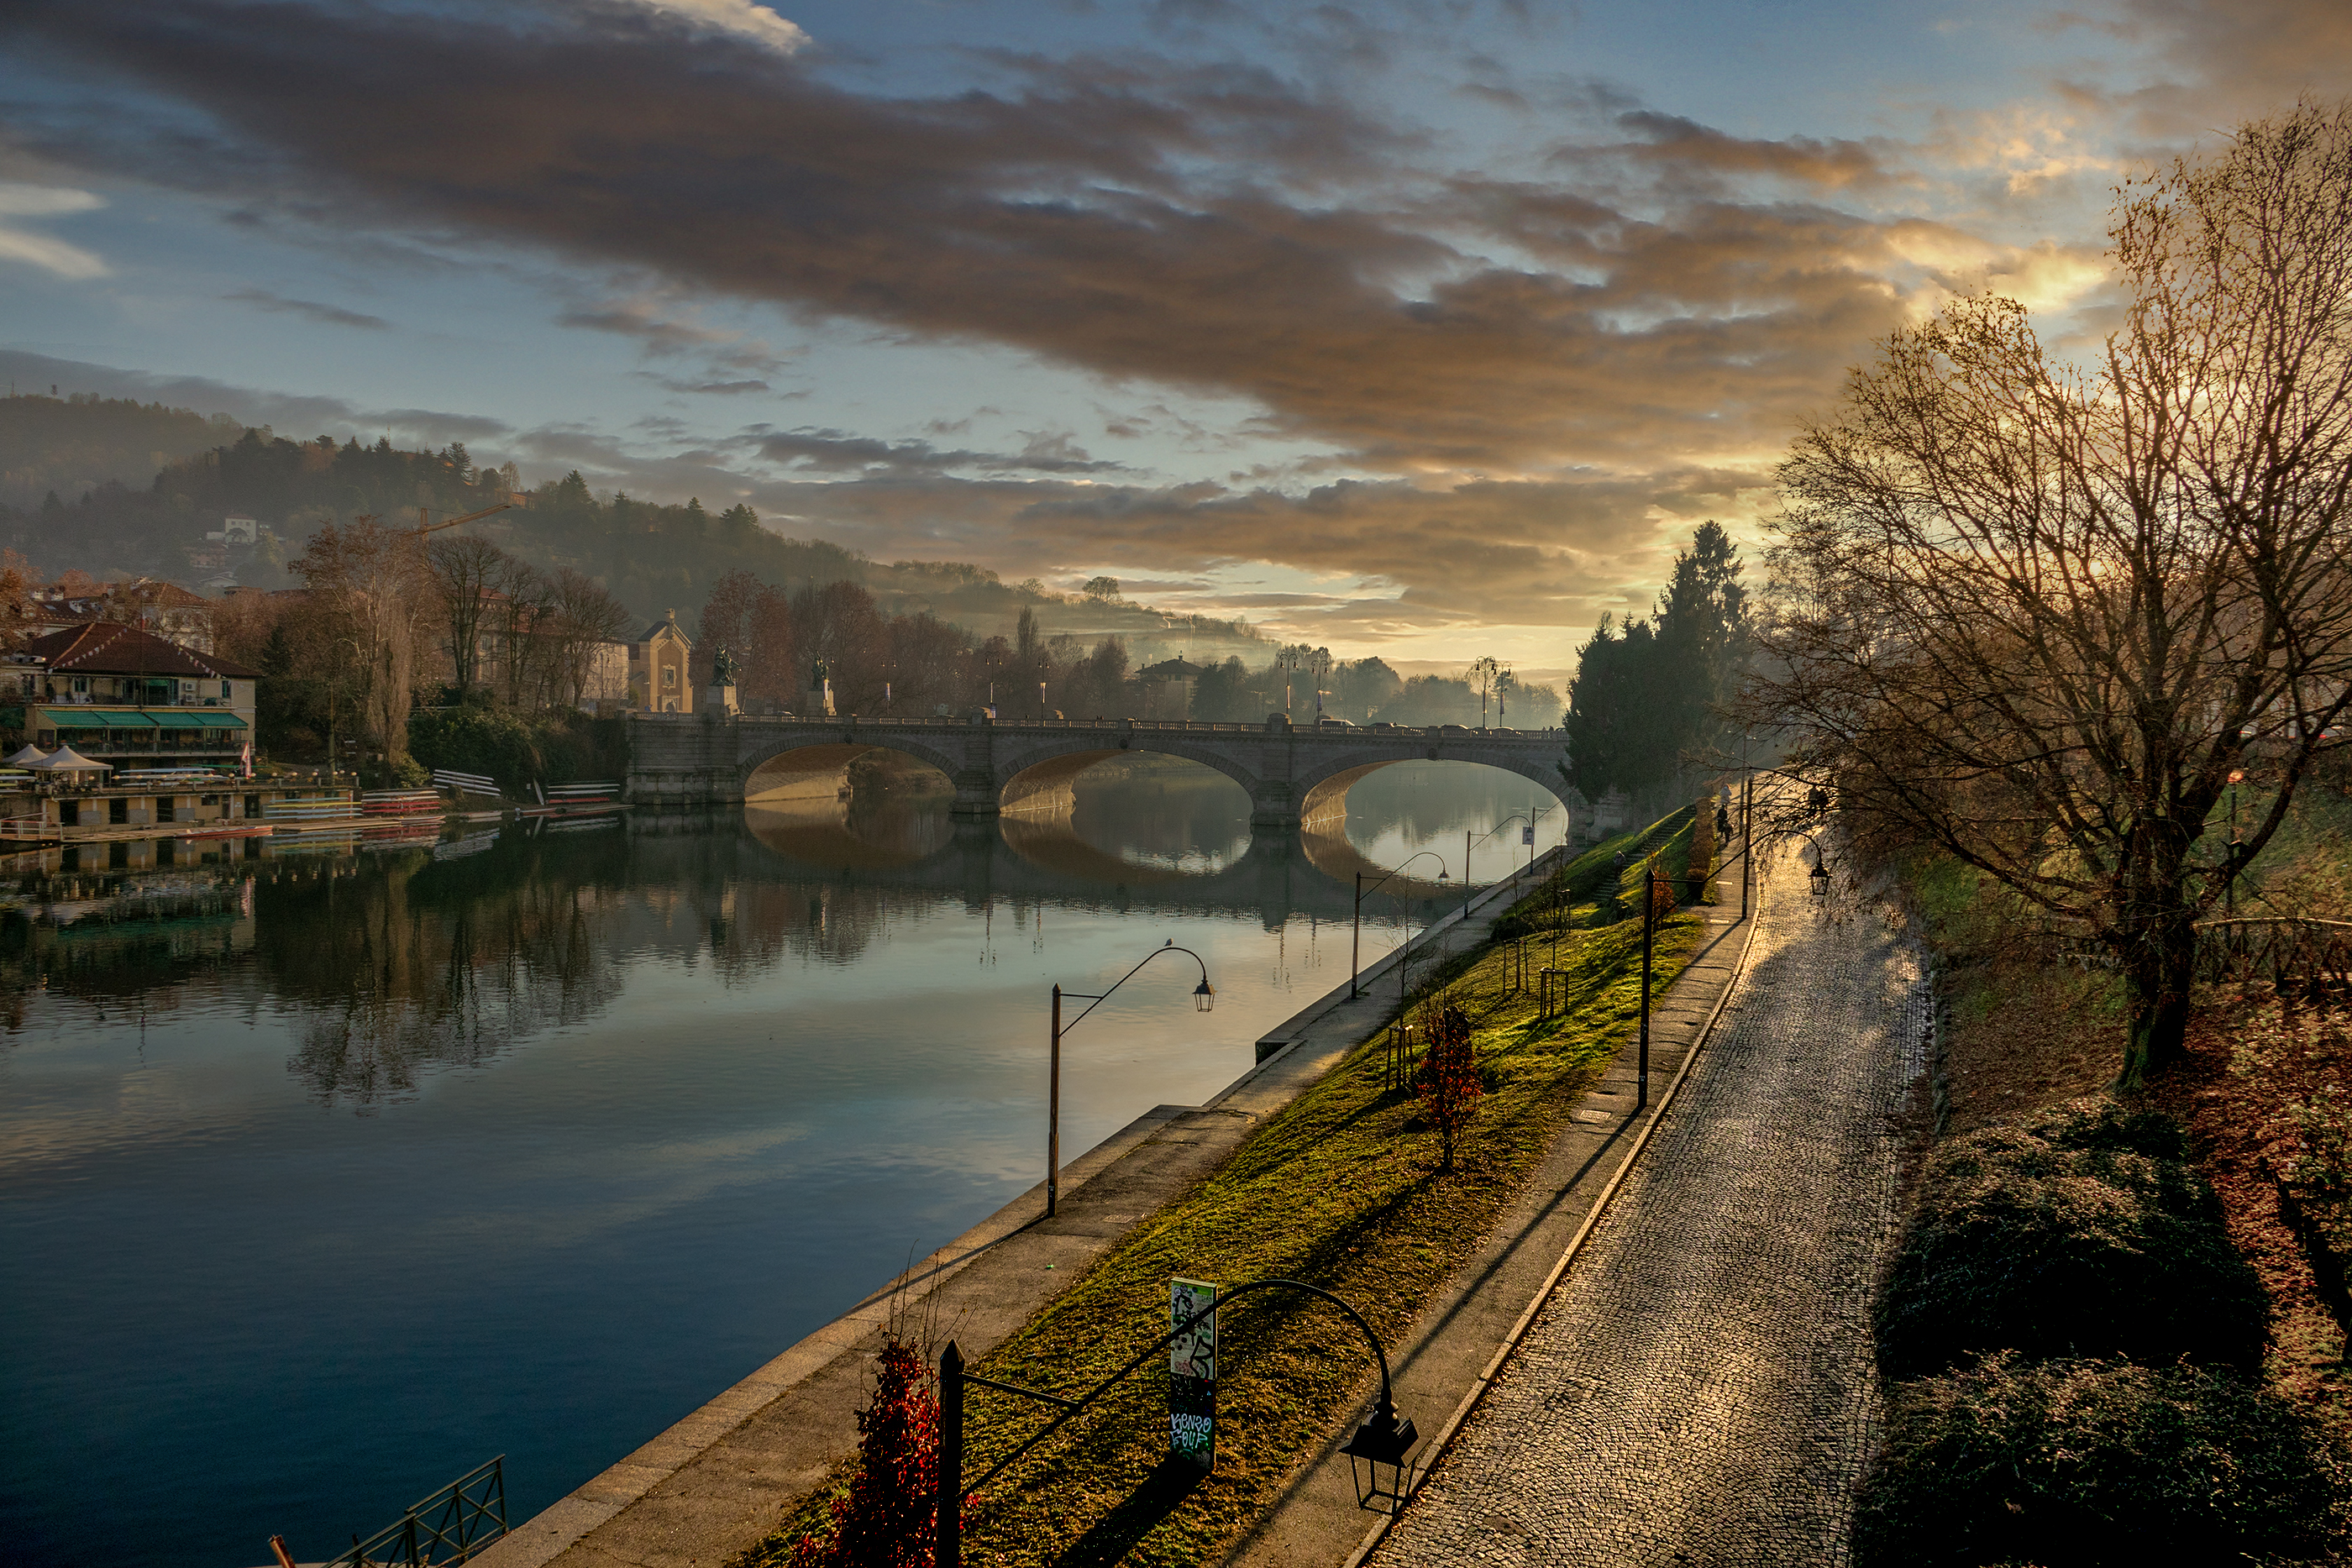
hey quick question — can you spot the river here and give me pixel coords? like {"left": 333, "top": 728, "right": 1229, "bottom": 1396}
{"left": 0, "top": 757, "right": 1565, "bottom": 1567}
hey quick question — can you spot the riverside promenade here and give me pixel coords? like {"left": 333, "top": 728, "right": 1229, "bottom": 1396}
{"left": 1362, "top": 834, "right": 1929, "bottom": 1567}
{"left": 472, "top": 846, "right": 1573, "bottom": 1568}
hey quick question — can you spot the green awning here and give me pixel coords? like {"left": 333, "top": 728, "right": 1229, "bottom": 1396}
{"left": 53, "top": 708, "right": 156, "bottom": 726}
{"left": 143, "top": 709, "right": 248, "bottom": 729}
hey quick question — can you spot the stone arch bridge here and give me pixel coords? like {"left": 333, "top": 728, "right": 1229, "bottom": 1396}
{"left": 628, "top": 712, "right": 1572, "bottom": 828}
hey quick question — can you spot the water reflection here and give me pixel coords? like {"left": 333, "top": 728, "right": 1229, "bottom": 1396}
{"left": 0, "top": 758, "right": 1562, "bottom": 1568}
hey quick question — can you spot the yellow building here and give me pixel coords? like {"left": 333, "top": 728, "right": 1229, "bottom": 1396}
{"left": 629, "top": 611, "right": 694, "bottom": 713}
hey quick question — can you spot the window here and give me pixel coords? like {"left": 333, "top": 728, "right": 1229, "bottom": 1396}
{"left": 221, "top": 680, "right": 232, "bottom": 700}
{"left": 60, "top": 800, "right": 78, "bottom": 827}
{"left": 662, "top": 665, "right": 677, "bottom": 687}
{"left": 109, "top": 798, "right": 127, "bottom": 825}
{"left": 156, "top": 796, "right": 175, "bottom": 824}
{"left": 71, "top": 676, "right": 87, "bottom": 695}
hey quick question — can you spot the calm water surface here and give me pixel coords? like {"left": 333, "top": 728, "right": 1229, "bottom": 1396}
{"left": 0, "top": 758, "right": 1563, "bottom": 1567}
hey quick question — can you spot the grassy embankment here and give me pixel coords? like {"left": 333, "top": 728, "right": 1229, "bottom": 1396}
{"left": 744, "top": 807, "right": 1714, "bottom": 1568}
{"left": 1856, "top": 768, "right": 2352, "bottom": 1565}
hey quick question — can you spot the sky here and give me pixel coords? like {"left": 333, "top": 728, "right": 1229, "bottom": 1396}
{"left": 1, "top": 0, "right": 2347, "bottom": 678}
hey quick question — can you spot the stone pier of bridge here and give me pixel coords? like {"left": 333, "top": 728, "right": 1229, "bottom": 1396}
{"left": 625, "top": 711, "right": 1572, "bottom": 831}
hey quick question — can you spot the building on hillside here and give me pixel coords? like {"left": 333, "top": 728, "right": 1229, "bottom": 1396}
{"left": 7, "top": 622, "right": 260, "bottom": 770}
{"left": 1136, "top": 656, "right": 1204, "bottom": 721}
{"left": 629, "top": 611, "right": 694, "bottom": 713}
{"left": 26, "top": 578, "right": 216, "bottom": 653}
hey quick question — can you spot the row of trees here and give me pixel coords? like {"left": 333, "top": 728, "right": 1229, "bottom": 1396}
{"left": 212, "top": 519, "right": 632, "bottom": 778}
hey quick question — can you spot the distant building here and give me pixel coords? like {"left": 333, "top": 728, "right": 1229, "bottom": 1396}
{"left": 25, "top": 578, "right": 215, "bottom": 653}
{"left": 1136, "top": 656, "right": 1204, "bottom": 721}
{"left": 628, "top": 611, "right": 694, "bottom": 713}
{"left": 581, "top": 639, "right": 631, "bottom": 710}
{"left": 207, "top": 517, "right": 260, "bottom": 547}
{"left": 8, "top": 622, "right": 260, "bottom": 768}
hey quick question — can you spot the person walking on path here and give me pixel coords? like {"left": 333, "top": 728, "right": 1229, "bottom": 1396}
{"left": 1373, "top": 830, "right": 1929, "bottom": 1566}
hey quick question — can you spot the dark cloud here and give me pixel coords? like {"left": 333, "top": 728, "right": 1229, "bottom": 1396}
{"left": 10, "top": 0, "right": 1916, "bottom": 476}
{"left": 0, "top": 348, "right": 507, "bottom": 444}
{"left": 638, "top": 373, "right": 774, "bottom": 395}
{"left": 1603, "top": 112, "right": 1893, "bottom": 191}
{"left": 748, "top": 426, "right": 1121, "bottom": 475}
{"left": 223, "top": 287, "right": 389, "bottom": 328}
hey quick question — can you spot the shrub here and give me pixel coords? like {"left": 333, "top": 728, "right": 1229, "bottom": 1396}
{"left": 1855, "top": 1355, "right": 2343, "bottom": 1567}
{"left": 1876, "top": 1101, "right": 2267, "bottom": 1377}
{"left": 787, "top": 1332, "right": 941, "bottom": 1568}
{"left": 407, "top": 703, "right": 627, "bottom": 794}
{"left": 1414, "top": 1001, "right": 1482, "bottom": 1170}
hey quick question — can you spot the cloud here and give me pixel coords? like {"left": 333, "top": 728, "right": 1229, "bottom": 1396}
{"left": 623, "top": 0, "right": 808, "bottom": 55}
{"left": 638, "top": 374, "right": 774, "bottom": 395}
{"left": 748, "top": 426, "right": 1121, "bottom": 475}
{"left": 224, "top": 287, "right": 390, "bottom": 328}
{"left": 0, "top": 348, "right": 507, "bottom": 446}
{"left": 1600, "top": 112, "right": 1895, "bottom": 191}
{"left": 0, "top": 181, "right": 107, "bottom": 277}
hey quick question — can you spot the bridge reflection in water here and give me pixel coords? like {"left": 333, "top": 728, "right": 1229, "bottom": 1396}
{"left": 720, "top": 754, "right": 1471, "bottom": 933}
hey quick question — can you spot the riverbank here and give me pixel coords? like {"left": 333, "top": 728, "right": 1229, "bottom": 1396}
{"left": 473, "top": 831, "right": 1614, "bottom": 1568}
{"left": 473, "top": 807, "right": 1740, "bottom": 1568}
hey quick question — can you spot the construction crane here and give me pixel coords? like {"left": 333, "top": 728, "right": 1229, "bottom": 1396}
{"left": 412, "top": 499, "right": 518, "bottom": 535}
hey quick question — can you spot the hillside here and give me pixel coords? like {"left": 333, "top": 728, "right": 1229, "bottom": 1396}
{"left": 0, "top": 397, "right": 1267, "bottom": 667}
{"left": 0, "top": 392, "right": 235, "bottom": 510}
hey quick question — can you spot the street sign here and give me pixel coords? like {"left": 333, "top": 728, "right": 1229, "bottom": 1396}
{"left": 1169, "top": 1277, "right": 1218, "bottom": 1470}
{"left": 1521, "top": 824, "right": 1535, "bottom": 846}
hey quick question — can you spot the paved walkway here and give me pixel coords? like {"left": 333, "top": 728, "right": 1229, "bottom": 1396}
{"left": 1372, "top": 837, "right": 1928, "bottom": 1567}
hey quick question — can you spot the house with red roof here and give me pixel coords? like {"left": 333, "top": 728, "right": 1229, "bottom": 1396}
{"left": 6, "top": 622, "right": 260, "bottom": 768}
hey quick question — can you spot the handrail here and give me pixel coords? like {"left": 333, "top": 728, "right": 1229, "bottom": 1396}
{"left": 958, "top": 1277, "right": 1399, "bottom": 1497}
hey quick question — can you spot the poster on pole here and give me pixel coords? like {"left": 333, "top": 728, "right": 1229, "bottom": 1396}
{"left": 1169, "top": 1277, "right": 1218, "bottom": 1470}
{"left": 1521, "top": 824, "right": 1535, "bottom": 846}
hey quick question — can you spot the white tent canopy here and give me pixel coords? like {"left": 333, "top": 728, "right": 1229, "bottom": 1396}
{"left": 3, "top": 744, "right": 49, "bottom": 768}
{"left": 27, "top": 745, "right": 109, "bottom": 774}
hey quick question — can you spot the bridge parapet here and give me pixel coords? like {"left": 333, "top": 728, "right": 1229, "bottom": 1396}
{"left": 626, "top": 711, "right": 1572, "bottom": 826}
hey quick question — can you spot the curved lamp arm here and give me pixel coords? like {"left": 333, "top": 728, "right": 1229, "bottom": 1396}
{"left": 1058, "top": 939, "right": 1214, "bottom": 1033}
{"left": 1359, "top": 849, "right": 1451, "bottom": 901}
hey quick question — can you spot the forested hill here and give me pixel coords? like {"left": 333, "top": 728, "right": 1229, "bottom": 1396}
{"left": 0, "top": 396, "right": 1262, "bottom": 659}
{"left": 0, "top": 392, "right": 234, "bottom": 509}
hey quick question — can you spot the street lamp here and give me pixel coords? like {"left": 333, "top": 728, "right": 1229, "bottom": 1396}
{"left": 1339, "top": 1392, "right": 1422, "bottom": 1514}
{"left": 1352, "top": 851, "right": 1449, "bottom": 1000}
{"left": 1046, "top": 940, "right": 1214, "bottom": 1216}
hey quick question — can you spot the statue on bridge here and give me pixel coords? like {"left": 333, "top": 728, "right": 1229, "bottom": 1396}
{"left": 711, "top": 645, "right": 738, "bottom": 685}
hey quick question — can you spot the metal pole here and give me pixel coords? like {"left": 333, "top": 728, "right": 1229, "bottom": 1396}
{"left": 936, "top": 1340, "right": 964, "bottom": 1568}
{"left": 1465, "top": 829, "right": 1473, "bottom": 922}
{"left": 1047, "top": 985, "right": 1062, "bottom": 1218}
{"left": 1740, "top": 772, "right": 1752, "bottom": 920}
{"left": 1351, "top": 873, "right": 1363, "bottom": 1000}
{"left": 1639, "top": 869, "right": 1655, "bottom": 1110}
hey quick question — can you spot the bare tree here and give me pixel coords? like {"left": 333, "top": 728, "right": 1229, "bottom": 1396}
{"left": 291, "top": 515, "right": 436, "bottom": 775}
{"left": 547, "top": 569, "right": 631, "bottom": 708}
{"left": 427, "top": 534, "right": 513, "bottom": 700}
{"left": 1752, "top": 102, "right": 2352, "bottom": 1086}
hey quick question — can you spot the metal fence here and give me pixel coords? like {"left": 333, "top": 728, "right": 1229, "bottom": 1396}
{"left": 326, "top": 1456, "right": 509, "bottom": 1568}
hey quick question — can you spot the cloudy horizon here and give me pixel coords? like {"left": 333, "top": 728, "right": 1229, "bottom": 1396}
{"left": 3, "top": 0, "right": 2345, "bottom": 669}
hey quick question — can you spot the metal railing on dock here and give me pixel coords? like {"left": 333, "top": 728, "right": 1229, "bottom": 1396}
{"left": 324, "top": 1456, "right": 509, "bottom": 1568}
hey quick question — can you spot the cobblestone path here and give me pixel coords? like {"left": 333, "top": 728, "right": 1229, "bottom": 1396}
{"left": 1374, "top": 839, "right": 1929, "bottom": 1567}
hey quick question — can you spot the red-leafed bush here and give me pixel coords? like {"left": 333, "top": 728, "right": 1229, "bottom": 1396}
{"left": 1416, "top": 1002, "right": 1482, "bottom": 1170}
{"left": 789, "top": 1332, "right": 941, "bottom": 1568}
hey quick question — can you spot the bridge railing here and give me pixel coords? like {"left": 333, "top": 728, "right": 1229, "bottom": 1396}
{"left": 679, "top": 713, "right": 1562, "bottom": 739}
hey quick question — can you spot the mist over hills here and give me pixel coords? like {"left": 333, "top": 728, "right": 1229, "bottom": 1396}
{"left": 0, "top": 392, "right": 1264, "bottom": 663}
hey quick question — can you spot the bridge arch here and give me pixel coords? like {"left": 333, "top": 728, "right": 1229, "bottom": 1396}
{"left": 1293, "top": 747, "right": 1572, "bottom": 825}
{"left": 738, "top": 735, "right": 963, "bottom": 797}
{"left": 992, "top": 733, "right": 1264, "bottom": 813}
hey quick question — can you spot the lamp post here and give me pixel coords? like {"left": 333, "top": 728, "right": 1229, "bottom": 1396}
{"left": 1461, "top": 813, "right": 1535, "bottom": 922}
{"left": 1352, "top": 851, "right": 1449, "bottom": 1001}
{"left": 1046, "top": 940, "right": 1214, "bottom": 1217}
